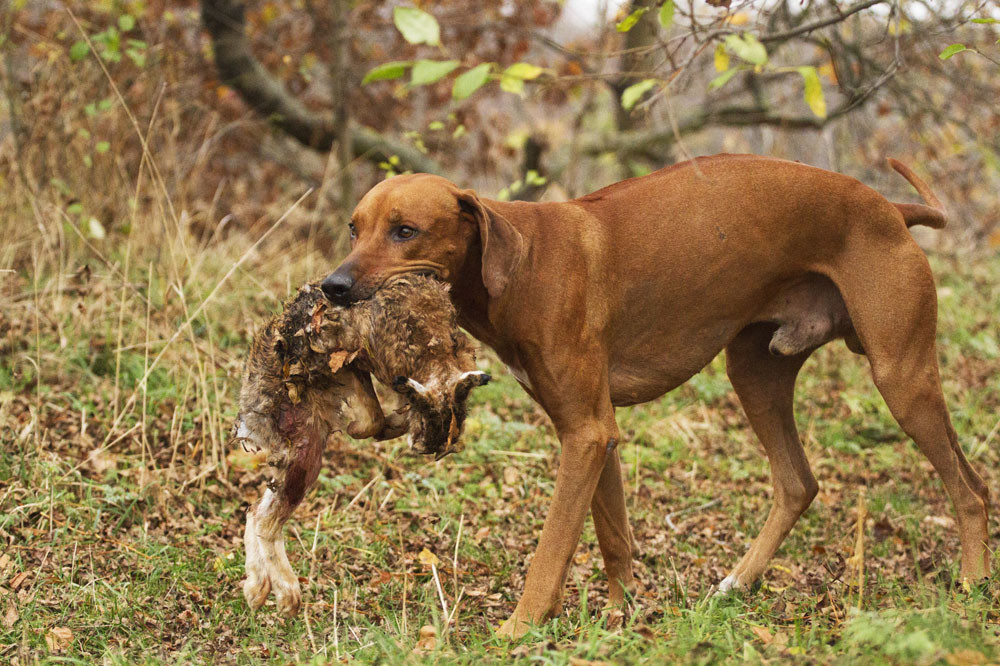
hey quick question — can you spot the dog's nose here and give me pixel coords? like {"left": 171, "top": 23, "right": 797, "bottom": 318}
{"left": 321, "top": 271, "right": 354, "bottom": 304}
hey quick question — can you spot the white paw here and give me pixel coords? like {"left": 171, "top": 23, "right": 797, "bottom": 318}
{"left": 715, "top": 574, "right": 739, "bottom": 596}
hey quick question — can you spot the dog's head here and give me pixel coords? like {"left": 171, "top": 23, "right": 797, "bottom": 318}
{"left": 320, "top": 174, "right": 526, "bottom": 305}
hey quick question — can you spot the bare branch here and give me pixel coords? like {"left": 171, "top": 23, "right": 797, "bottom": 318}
{"left": 758, "top": 0, "right": 888, "bottom": 44}
{"left": 200, "top": 0, "right": 441, "bottom": 174}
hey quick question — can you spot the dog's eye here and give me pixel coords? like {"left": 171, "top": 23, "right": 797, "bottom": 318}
{"left": 393, "top": 225, "right": 418, "bottom": 241}
{"left": 348, "top": 223, "right": 357, "bottom": 239}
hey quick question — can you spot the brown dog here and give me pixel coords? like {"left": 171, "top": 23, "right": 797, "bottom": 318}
{"left": 321, "top": 154, "right": 989, "bottom": 638}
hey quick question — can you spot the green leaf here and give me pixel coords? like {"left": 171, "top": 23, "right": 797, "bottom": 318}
{"left": 410, "top": 59, "right": 460, "bottom": 86}
{"left": 938, "top": 43, "right": 967, "bottom": 59}
{"left": 504, "top": 62, "right": 544, "bottom": 80}
{"left": 117, "top": 14, "right": 135, "bottom": 31}
{"left": 362, "top": 61, "right": 412, "bottom": 85}
{"left": 95, "top": 140, "right": 111, "bottom": 153}
{"left": 709, "top": 67, "right": 741, "bottom": 90}
{"left": 126, "top": 48, "right": 145, "bottom": 67}
{"left": 714, "top": 43, "right": 730, "bottom": 72}
{"left": 797, "top": 66, "right": 826, "bottom": 119}
{"left": 393, "top": 6, "right": 440, "bottom": 46}
{"left": 724, "top": 33, "right": 767, "bottom": 66}
{"left": 616, "top": 7, "right": 649, "bottom": 32}
{"left": 621, "top": 78, "right": 658, "bottom": 111}
{"left": 452, "top": 63, "right": 493, "bottom": 100}
{"left": 971, "top": 18, "right": 1000, "bottom": 24}
{"left": 69, "top": 41, "right": 88, "bottom": 61}
{"left": 658, "top": 1, "right": 675, "bottom": 30}
{"left": 499, "top": 63, "right": 545, "bottom": 95}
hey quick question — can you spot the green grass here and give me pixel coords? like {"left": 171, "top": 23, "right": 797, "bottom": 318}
{"left": 2, "top": 208, "right": 999, "bottom": 665}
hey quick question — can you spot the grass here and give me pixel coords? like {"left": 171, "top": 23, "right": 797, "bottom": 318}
{"left": 2, "top": 186, "right": 1000, "bottom": 664}
{"left": 1, "top": 44, "right": 999, "bottom": 660}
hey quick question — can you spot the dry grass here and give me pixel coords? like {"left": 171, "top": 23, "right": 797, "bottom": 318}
{"left": 2, "top": 14, "right": 1000, "bottom": 663}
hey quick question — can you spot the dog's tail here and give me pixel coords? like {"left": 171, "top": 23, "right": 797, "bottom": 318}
{"left": 887, "top": 158, "right": 947, "bottom": 229}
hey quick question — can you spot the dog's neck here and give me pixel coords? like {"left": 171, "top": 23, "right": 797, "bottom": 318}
{"left": 448, "top": 233, "right": 520, "bottom": 365}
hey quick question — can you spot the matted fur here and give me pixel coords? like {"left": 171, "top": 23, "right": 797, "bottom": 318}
{"left": 233, "top": 274, "right": 489, "bottom": 616}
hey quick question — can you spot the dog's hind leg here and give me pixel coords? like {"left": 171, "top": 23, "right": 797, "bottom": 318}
{"left": 718, "top": 324, "right": 818, "bottom": 593}
{"left": 244, "top": 422, "right": 325, "bottom": 616}
{"left": 831, "top": 243, "right": 990, "bottom": 582}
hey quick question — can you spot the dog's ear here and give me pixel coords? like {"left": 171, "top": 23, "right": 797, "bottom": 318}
{"left": 456, "top": 190, "right": 526, "bottom": 300}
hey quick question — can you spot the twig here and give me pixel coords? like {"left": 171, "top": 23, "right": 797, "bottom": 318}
{"left": 430, "top": 561, "right": 449, "bottom": 624}
{"left": 665, "top": 498, "right": 721, "bottom": 532}
{"left": 344, "top": 475, "right": 379, "bottom": 513}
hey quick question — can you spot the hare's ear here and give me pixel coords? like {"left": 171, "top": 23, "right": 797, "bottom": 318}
{"left": 455, "top": 190, "right": 526, "bottom": 300}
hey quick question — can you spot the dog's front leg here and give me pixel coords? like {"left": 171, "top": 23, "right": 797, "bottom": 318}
{"left": 591, "top": 447, "right": 636, "bottom": 610}
{"left": 498, "top": 396, "right": 619, "bottom": 639}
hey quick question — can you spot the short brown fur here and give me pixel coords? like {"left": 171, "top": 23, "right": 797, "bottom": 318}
{"left": 325, "top": 154, "right": 989, "bottom": 638}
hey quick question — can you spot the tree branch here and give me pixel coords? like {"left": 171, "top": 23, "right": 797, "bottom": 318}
{"left": 758, "top": 0, "right": 887, "bottom": 44}
{"left": 200, "top": 0, "right": 441, "bottom": 174}
{"left": 580, "top": 60, "right": 896, "bottom": 156}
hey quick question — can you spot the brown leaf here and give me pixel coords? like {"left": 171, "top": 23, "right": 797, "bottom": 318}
{"left": 309, "top": 300, "right": 327, "bottom": 331}
{"left": 750, "top": 625, "right": 774, "bottom": 644}
{"left": 328, "top": 350, "right": 351, "bottom": 373}
{"left": 412, "top": 624, "right": 437, "bottom": 655}
{"left": 10, "top": 571, "right": 29, "bottom": 591}
{"left": 45, "top": 626, "right": 73, "bottom": 653}
{"left": 706, "top": 0, "right": 731, "bottom": 6}
{"left": 3, "top": 602, "right": 17, "bottom": 628}
{"left": 87, "top": 447, "right": 118, "bottom": 474}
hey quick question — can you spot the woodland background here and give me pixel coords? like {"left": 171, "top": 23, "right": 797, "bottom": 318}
{"left": 1, "top": 0, "right": 999, "bottom": 663}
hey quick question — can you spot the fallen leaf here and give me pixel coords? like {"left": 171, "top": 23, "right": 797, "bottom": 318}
{"left": 924, "top": 515, "right": 955, "bottom": 528}
{"left": 3, "top": 602, "right": 17, "bottom": 628}
{"left": 45, "top": 626, "right": 73, "bottom": 653}
{"left": 570, "top": 658, "right": 613, "bottom": 666}
{"left": 412, "top": 624, "right": 437, "bottom": 655}
{"left": 10, "top": 571, "right": 29, "bottom": 591}
{"left": 750, "top": 625, "right": 774, "bottom": 644}
{"left": 503, "top": 466, "right": 519, "bottom": 485}
{"left": 87, "top": 447, "right": 117, "bottom": 474}
{"left": 474, "top": 526, "right": 490, "bottom": 541}
{"left": 418, "top": 548, "right": 440, "bottom": 568}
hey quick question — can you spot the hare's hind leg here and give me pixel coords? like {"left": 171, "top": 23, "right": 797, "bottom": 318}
{"left": 244, "top": 426, "right": 325, "bottom": 616}
{"left": 243, "top": 503, "right": 271, "bottom": 609}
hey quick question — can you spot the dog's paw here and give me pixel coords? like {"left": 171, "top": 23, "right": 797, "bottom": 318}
{"left": 714, "top": 573, "right": 743, "bottom": 596}
{"left": 496, "top": 615, "right": 531, "bottom": 640}
{"left": 243, "top": 574, "right": 271, "bottom": 610}
{"left": 714, "top": 573, "right": 761, "bottom": 596}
